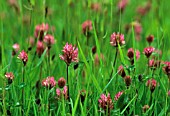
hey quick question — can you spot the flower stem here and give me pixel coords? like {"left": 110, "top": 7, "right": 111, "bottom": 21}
{"left": 110, "top": 48, "right": 118, "bottom": 79}
{"left": 67, "top": 65, "right": 72, "bottom": 113}
{"left": 22, "top": 66, "right": 25, "bottom": 115}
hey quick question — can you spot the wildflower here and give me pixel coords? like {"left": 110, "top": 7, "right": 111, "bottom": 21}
{"left": 43, "top": 34, "right": 55, "bottom": 47}
{"left": 137, "top": 1, "right": 151, "bottom": 16}
{"left": 98, "top": 93, "right": 113, "bottom": 111}
{"left": 91, "top": 3, "right": 101, "bottom": 12}
{"left": 29, "top": 37, "right": 35, "bottom": 47}
{"left": 132, "top": 21, "right": 142, "bottom": 41}
{"left": 163, "top": 62, "right": 170, "bottom": 80}
{"left": 146, "top": 79, "right": 157, "bottom": 92}
{"left": 56, "top": 86, "right": 68, "bottom": 99}
{"left": 58, "top": 77, "right": 66, "bottom": 88}
{"left": 92, "top": 46, "right": 97, "bottom": 54}
{"left": 82, "top": 20, "right": 93, "bottom": 35}
{"left": 114, "top": 91, "right": 123, "bottom": 101}
{"left": 110, "top": 32, "right": 125, "bottom": 47}
{"left": 34, "top": 23, "right": 49, "bottom": 40}
{"left": 168, "top": 90, "right": 170, "bottom": 96}
{"left": 118, "top": 65, "right": 126, "bottom": 78}
{"left": 36, "top": 41, "right": 45, "bottom": 57}
{"left": 127, "top": 48, "right": 140, "bottom": 61}
{"left": 117, "top": 0, "right": 129, "bottom": 12}
{"left": 42, "top": 76, "right": 56, "bottom": 89}
{"left": 142, "top": 105, "right": 150, "bottom": 113}
{"left": 18, "top": 50, "right": 28, "bottom": 66}
{"left": 12, "top": 43, "right": 20, "bottom": 56}
{"left": 148, "top": 59, "right": 161, "bottom": 70}
{"left": 146, "top": 35, "right": 154, "bottom": 44}
{"left": 143, "top": 46, "right": 155, "bottom": 58}
{"left": 60, "top": 43, "right": 78, "bottom": 66}
{"left": 5, "top": 72, "right": 14, "bottom": 84}
{"left": 124, "top": 76, "right": 131, "bottom": 87}
{"left": 94, "top": 53, "right": 105, "bottom": 66}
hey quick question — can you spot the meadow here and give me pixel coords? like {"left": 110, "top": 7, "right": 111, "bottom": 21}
{"left": 0, "top": 0, "right": 170, "bottom": 115}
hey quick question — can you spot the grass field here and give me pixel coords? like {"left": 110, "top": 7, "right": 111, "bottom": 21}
{"left": 0, "top": 0, "right": 170, "bottom": 115}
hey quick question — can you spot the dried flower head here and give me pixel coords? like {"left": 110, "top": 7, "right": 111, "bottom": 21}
{"left": 34, "top": 23, "right": 49, "bottom": 39}
{"left": 36, "top": 41, "right": 45, "bottom": 57}
{"left": 18, "top": 50, "right": 28, "bottom": 66}
{"left": 58, "top": 77, "right": 66, "bottom": 88}
{"left": 12, "top": 43, "right": 20, "bottom": 56}
{"left": 146, "top": 35, "right": 154, "bottom": 44}
{"left": 146, "top": 78, "right": 157, "bottom": 92}
{"left": 82, "top": 20, "right": 93, "bottom": 35}
{"left": 56, "top": 86, "right": 68, "bottom": 99}
{"left": 118, "top": 65, "right": 126, "bottom": 78}
{"left": 98, "top": 93, "right": 113, "bottom": 111}
{"left": 142, "top": 105, "right": 150, "bottom": 113}
{"left": 143, "top": 46, "right": 155, "bottom": 58}
{"left": 43, "top": 34, "right": 55, "bottom": 47}
{"left": 110, "top": 32, "right": 125, "bottom": 47}
{"left": 42, "top": 76, "right": 56, "bottom": 89}
{"left": 114, "top": 91, "right": 123, "bottom": 101}
{"left": 124, "top": 76, "right": 131, "bottom": 87}
{"left": 60, "top": 42, "right": 78, "bottom": 66}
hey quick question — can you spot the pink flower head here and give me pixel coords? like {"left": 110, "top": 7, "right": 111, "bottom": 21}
{"left": 118, "top": 65, "right": 126, "bottom": 78}
{"left": 146, "top": 35, "right": 154, "bottom": 44}
{"left": 114, "top": 91, "right": 123, "bottom": 101}
{"left": 82, "top": 20, "right": 93, "bottom": 35}
{"left": 94, "top": 53, "right": 105, "bottom": 66}
{"left": 117, "top": 0, "right": 129, "bottom": 12}
{"left": 137, "top": 1, "right": 151, "bottom": 16}
{"left": 29, "top": 37, "right": 35, "bottom": 47}
{"left": 18, "top": 50, "right": 28, "bottom": 66}
{"left": 132, "top": 21, "right": 142, "bottom": 41}
{"left": 60, "top": 43, "right": 78, "bottom": 66}
{"left": 43, "top": 34, "right": 55, "bottom": 47}
{"left": 91, "top": 3, "right": 101, "bottom": 12}
{"left": 58, "top": 77, "right": 66, "bottom": 88}
{"left": 143, "top": 46, "right": 155, "bottom": 58}
{"left": 149, "top": 59, "right": 161, "bottom": 70}
{"left": 146, "top": 79, "right": 157, "bottom": 92}
{"left": 34, "top": 23, "right": 49, "bottom": 39}
{"left": 168, "top": 90, "right": 170, "bottom": 96}
{"left": 36, "top": 41, "right": 45, "bottom": 57}
{"left": 5, "top": 72, "right": 14, "bottom": 80}
{"left": 127, "top": 48, "right": 140, "bottom": 60}
{"left": 163, "top": 61, "right": 170, "bottom": 77}
{"left": 12, "top": 43, "right": 20, "bottom": 56}
{"left": 56, "top": 86, "right": 68, "bottom": 99}
{"left": 110, "top": 32, "right": 125, "bottom": 47}
{"left": 98, "top": 93, "right": 113, "bottom": 111}
{"left": 42, "top": 76, "right": 56, "bottom": 89}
